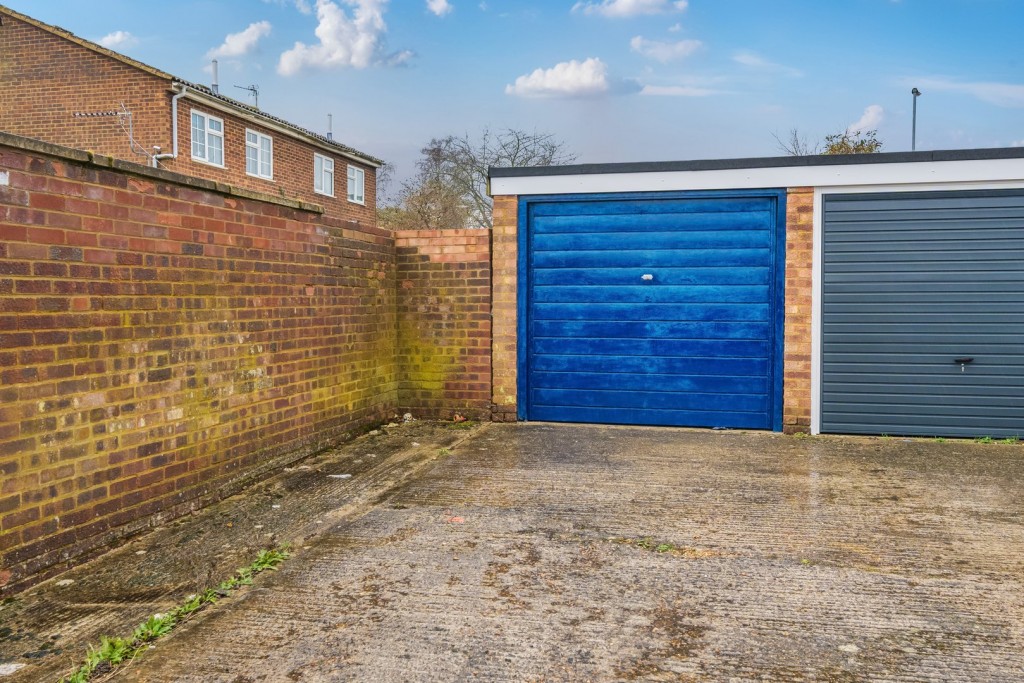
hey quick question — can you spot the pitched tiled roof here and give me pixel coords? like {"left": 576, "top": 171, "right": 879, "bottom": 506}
{"left": 0, "top": 3, "right": 383, "bottom": 167}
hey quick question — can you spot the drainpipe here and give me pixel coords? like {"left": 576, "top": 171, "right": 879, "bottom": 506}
{"left": 152, "top": 83, "right": 188, "bottom": 167}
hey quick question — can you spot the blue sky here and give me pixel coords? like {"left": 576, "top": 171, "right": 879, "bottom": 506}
{"left": 7, "top": 0, "right": 1024, "bottom": 185}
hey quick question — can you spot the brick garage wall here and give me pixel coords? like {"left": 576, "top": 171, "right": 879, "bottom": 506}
{"left": 395, "top": 230, "right": 491, "bottom": 420}
{"left": 489, "top": 196, "right": 518, "bottom": 422}
{"left": 782, "top": 187, "right": 814, "bottom": 433}
{"left": 0, "top": 134, "right": 396, "bottom": 592}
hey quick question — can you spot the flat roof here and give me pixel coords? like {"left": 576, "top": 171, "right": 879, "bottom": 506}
{"left": 489, "top": 147, "right": 1024, "bottom": 197}
{"left": 490, "top": 146, "right": 1024, "bottom": 179}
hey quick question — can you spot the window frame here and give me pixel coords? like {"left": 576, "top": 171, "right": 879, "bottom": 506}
{"left": 314, "top": 153, "right": 335, "bottom": 197}
{"left": 190, "top": 110, "right": 225, "bottom": 167}
{"left": 245, "top": 129, "right": 274, "bottom": 180}
{"left": 347, "top": 165, "right": 365, "bottom": 205}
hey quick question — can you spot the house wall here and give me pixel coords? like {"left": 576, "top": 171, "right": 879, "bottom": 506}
{"left": 163, "top": 100, "right": 378, "bottom": 230}
{"left": 395, "top": 230, "right": 491, "bottom": 419}
{"left": 0, "top": 8, "right": 377, "bottom": 225}
{"left": 0, "top": 133, "right": 397, "bottom": 592}
{"left": 0, "top": 11, "right": 171, "bottom": 165}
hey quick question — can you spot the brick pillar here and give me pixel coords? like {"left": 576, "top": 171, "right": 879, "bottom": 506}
{"left": 783, "top": 187, "right": 814, "bottom": 433}
{"left": 490, "top": 196, "right": 518, "bottom": 421}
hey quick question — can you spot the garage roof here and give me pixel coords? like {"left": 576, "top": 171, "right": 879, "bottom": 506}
{"left": 489, "top": 147, "right": 1024, "bottom": 196}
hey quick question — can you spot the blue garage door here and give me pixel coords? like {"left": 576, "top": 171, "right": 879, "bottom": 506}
{"left": 520, "top": 191, "right": 786, "bottom": 430}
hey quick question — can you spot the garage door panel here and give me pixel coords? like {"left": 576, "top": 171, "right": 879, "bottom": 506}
{"left": 532, "top": 211, "right": 773, "bottom": 233}
{"left": 532, "top": 354, "right": 769, "bottom": 376}
{"left": 533, "top": 267, "right": 771, "bottom": 287}
{"left": 524, "top": 192, "right": 784, "bottom": 430}
{"left": 822, "top": 189, "right": 1024, "bottom": 437}
{"left": 533, "top": 303, "right": 770, "bottom": 322}
{"left": 532, "top": 285, "right": 771, "bottom": 304}
{"left": 536, "top": 230, "right": 772, "bottom": 252}
{"left": 530, "top": 197, "right": 774, "bottom": 218}
{"left": 529, "top": 405, "right": 770, "bottom": 429}
{"left": 530, "top": 371, "right": 769, "bottom": 394}
{"left": 532, "top": 248, "right": 771, "bottom": 269}
{"left": 534, "top": 320, "right": 771, "bottom": 340}
{"left": 533, "top": 388, "right": 768, "bottom": 413}
{"left": 532, "top": 338, "right": 770, "bottom": 357}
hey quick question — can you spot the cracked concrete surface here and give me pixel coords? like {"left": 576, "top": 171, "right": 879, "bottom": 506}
{"left": 4, "top": 422, "right": 1024, "bottom": 682}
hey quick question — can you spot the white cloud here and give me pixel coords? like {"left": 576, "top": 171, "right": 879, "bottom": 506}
{"left": 733, "top": 50, "right": 802, "bottom": 77}
{"left": 913, "top": 78, "right": 1024, "bottom": 108}
{"left": 206, "top": 21, "right": 272, "bottom": 60}
{"left": 847, "top": 104, "right": 884, "bottom": 134}
{"left": 572, "top": 0, "right": 687, "bottom": 18}
{"left": 640, "top": 84, "right": 717, "bottom": 96}
{"left": 667, "top": 22, "right": 681, "bottom": 32}
{"left": 427, "top": 0, "right": 453, "bottom": 16}
{"left": 1011, "top": 140, "right": 1024, "bottom": 147}
{"left": 98, "top": 31, "right": 138, "bottom": 49}
{"left": 279, "top": 0, "right": 408, "bottom": 75}
{"left": 630, "top": 36, "right": 701, "bottom": 62}
{"left": 261, "top": 0, "right": 313, "bottom": 13}
{"left": 505, "top": 58, "right": 614, "bottom": 98}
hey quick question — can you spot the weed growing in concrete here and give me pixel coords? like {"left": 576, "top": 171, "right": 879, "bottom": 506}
{"left": 447, "top": 420, "right": 478, "bottom": 430}
{"left": 975, "top": 436, "right": 994, "bottom": 444}
{"left": 61, "top": 547, "right": 290, "bottom": 683}
{"left": 934, "top": 437, "right": 947, "bottom": 443}
{"left": 437, "top": 448, "right": 452, "bottom": 456}
{"left": 1000, "top": 436, "right": 1019, "bottom": 445}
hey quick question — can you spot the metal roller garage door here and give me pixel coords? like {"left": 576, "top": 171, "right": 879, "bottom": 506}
{"left": 822, "top": 189, "right": 1024, "bottom": 437}
{"left": 520, "top": 191, "right": 786, "bottom": 430}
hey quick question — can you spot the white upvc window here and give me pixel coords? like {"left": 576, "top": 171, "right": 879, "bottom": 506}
{"left": 245, "top": 129, "right": 273, "bottom": 180}
{"left": 190, "top": 111, "right": 224, "bottom": 166}
{"left": 347, "top": 165, "right": 365, "bottom": 204}
{"left": 314, "top": 153, "right": 334, "bottom": 197}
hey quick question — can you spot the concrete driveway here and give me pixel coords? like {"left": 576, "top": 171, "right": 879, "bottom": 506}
{"left": 6, "top": 422, "right": 1024, "bottom": 682}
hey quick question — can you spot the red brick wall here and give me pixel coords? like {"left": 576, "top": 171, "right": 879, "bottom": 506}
{"left": 489, "top": 196, "right": 518, "bottom": 422}
{"left": 0, "top": 134, "right": 397, "bottom": 592}
{"left": 783, "top": 187, "right": 814, "bottom": 433}
{"left": 0, "top": 9, "right": 377, "bottom": 225}
{"left": 395, "top": 230, "right": 491, "bottom": 420}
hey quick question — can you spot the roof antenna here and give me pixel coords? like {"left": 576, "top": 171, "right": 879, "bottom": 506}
{"left": 211, "top": 59, "right": 219, "bottom": 95}
{"left": 233, "top": 83, "right": 259, "bottom": 108}
{"left": 327, "top": 113, "right": 333, "bottom": 141}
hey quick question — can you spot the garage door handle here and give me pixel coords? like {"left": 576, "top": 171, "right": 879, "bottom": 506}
{"left": 954, "top": 357, "right": 974, "bottom": 373}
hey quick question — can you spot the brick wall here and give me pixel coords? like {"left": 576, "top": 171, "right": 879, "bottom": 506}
{"left": 0, "top": 9, "right": 377, "bottom": 225}
{"left": 489, "top": 196, "right": 518, "bottom": 422}
{"left": 783, "top": 187, "right": 814, "bottom": 433}
{"left": 0, "top": 134, "right": 397, "bottom": 592}
{"left": 395, "top": 230, "right": 491, "bottom": 420}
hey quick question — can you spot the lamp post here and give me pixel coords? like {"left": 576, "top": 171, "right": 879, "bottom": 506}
{"left": 911, "top": 87, "right": 921, "bottom": 151}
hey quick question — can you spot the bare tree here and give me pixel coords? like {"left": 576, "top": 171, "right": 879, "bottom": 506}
{"left": 380, "top": 128, "right": 575, "bottom": 230}
{"left": 774, "top": 127, "right": 883, "bottom": 156}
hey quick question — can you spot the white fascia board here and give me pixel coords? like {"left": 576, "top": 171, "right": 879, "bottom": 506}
{"left": 490, "top": 157, "right": 1024, "bottom": 196}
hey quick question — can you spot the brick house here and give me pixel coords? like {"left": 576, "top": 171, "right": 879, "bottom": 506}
{"left": 0, "top": 3, "right": 380, "bottom": 226}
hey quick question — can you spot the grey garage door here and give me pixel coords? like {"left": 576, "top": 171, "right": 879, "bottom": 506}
{"left": 822, "top": 189, "right": 1024, "bottom": 438}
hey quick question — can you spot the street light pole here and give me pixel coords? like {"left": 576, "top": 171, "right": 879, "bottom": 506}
{"left": 911, "top": 88, "right": 921, "bottom": 151}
